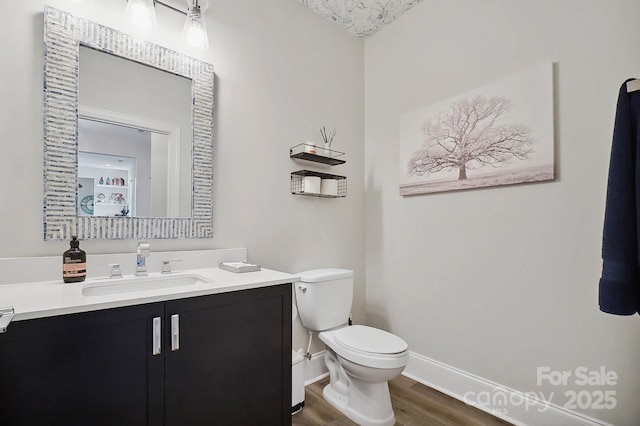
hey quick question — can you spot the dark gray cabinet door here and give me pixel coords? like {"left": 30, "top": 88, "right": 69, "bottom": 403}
{"left": 0, "top": 303, "right": 164, "bottom": 426}
{"left": 164, "top": 284, "right": 292, "bottom": 426}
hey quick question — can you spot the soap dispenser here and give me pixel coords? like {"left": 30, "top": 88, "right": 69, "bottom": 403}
{"left": 63, "top": 236, "right": 86, "bottom": 283}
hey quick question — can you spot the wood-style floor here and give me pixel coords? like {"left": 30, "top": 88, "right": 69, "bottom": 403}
{"left": 292, "top": 375, "right": 513, "bottom": 426}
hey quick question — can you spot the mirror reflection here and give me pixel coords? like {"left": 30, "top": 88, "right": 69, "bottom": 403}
{"left": 78, "top": 119, "right": 177, "bottom": 218}
{"left": 78, "top": 46, "right": 192, "bottom": 218}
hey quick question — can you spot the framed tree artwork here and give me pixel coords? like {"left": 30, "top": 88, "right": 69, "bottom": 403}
{"left": 399, "top": 63, "right": 554, "bottom": 196}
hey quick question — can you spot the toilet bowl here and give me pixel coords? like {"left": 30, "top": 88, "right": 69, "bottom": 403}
{"left": 319, "top": 325, "right": 408, "bottom": 426}
{"left": 295, "top": 269, "right": 409, "bottom": 426}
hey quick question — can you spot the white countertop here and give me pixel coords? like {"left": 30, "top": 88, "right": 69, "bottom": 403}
{"left": 0, "top": 267, "right": 299, "bottom": 322}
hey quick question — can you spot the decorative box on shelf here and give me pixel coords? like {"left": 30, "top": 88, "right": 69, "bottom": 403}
{"left": 290, "top": 143, "right": 346, "bottom": 166}
{"left": 290, "top": 170, "right": 347, "bottom": 198}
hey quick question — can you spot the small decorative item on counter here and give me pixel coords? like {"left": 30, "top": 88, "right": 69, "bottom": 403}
{"left": 219, "top": 262, "right": 261, "bottom": 273}
{"left": 63, "top": 236, "right": 86, "bottom": 283}
{"left": 99, "top": 177, "right": 104, "bottom": 184}
{"left": 106, "top": 177, "right": 111, "bottom": 185}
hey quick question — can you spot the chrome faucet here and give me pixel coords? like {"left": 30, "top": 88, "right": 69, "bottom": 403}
{"left": 109, "top": 263, "right": 123, "bottom": 279}
{"left": 136, "top": 242, "right": 150, "bottom": 276}
{"left": 161, "top": 259, "right": 183, "bottom": 274}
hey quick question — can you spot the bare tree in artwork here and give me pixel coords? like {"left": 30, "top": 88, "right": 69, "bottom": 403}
{"left": 407, "top": 95, "right": 534, "bottom": 180}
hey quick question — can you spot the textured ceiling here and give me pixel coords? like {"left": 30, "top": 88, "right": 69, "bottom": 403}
{"left": 298, "top": 0, "right": 424, "bottom": 39}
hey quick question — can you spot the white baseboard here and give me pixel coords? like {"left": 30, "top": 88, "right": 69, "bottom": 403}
{"left": 403, "top": 351, "right": 613, "bottom": 426}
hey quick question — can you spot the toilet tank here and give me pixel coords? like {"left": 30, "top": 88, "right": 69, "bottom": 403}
{"left": 295, "top": 268, "right": 353, "bottom": 331}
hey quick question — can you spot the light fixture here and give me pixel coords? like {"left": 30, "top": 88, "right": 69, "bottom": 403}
{"left": 126, "top": 0, "right": 210, "bottom": 51}
{"left": 126, "top": 0, "right": 158, "bottom": 30}
{"left": 183, "top": 0, "right": 209, "bottom": 50}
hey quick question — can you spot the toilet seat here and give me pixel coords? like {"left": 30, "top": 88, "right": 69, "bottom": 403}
{"left": 319, "top": 326, "right": 409, "bottom": 370}
{"left": 334, "top": 325, "right": 408, "bottom": 355}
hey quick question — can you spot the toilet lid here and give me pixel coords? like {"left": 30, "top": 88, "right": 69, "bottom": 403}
{"left": 333, "top": 325, "right": 408, "bottom": 355}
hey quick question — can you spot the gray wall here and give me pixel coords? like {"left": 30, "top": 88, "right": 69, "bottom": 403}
{"left": 364, "top": 1, "right": 640, "bottom": 424}
{"left": 0, "top": 0, "right": 365, "bottom": 355}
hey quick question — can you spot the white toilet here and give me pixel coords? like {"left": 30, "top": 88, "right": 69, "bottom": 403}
{"left": 295, "top": 269, "right": 409, "bottom": 426}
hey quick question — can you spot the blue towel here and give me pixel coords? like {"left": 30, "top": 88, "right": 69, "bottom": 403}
{"left": 599, "top": 79, "right": 640, "bottom": 315}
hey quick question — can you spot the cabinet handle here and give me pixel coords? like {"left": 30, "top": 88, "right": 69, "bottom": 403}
{"left": 171, "top": 314, "right": 180, "bottom": 351}
{"left": 152, "top": 317, "right": 161, "bottom": 355}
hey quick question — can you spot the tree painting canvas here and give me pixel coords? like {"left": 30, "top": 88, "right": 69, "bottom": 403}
{"left": 399, "top": 63, "right": 554, "bottom": 196}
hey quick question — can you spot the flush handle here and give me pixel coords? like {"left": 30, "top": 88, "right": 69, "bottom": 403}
{"left": 171, "top": 314, "right": 180, "bottom": 351}
{"left": 152, "top": 317, "right": 161, "bottom": 355}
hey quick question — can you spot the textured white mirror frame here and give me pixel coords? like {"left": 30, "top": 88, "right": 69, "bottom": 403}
{"left": 43, "top": 6, "right": 214, "bottom": 240}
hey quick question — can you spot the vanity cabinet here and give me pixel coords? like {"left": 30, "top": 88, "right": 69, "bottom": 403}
{"left": 0, "top": 302, "right": 164, "bottom": 425}
{"left": 0, "top": 284, "right": 292, "bottom": 426}
{"left": 164, "top": 286, "right": 292, "bottom": 425}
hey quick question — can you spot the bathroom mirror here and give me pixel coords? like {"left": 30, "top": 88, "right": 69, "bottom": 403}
{"left": 43, "top": 7, "right": 214, "bottom": 240}
{"left": 78, "top": 45, "right": 192, "bottom": 220}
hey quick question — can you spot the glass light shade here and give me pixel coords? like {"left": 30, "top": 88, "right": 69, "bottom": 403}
{"left": 183, "top": 5, "right": 209, "bottom": 50}
{"left": 126, "top": 0, "right": 158, "bottom": 29}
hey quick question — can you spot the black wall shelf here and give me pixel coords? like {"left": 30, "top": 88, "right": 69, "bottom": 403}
{"left": 290, "top": 143, "right": 346, "bottom": 166}
{"left": 290, "top": 170, "right": 347, "bottom": 198}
